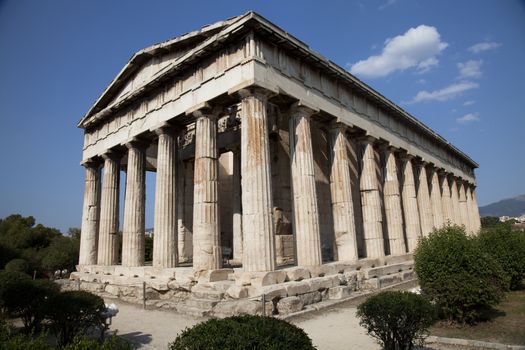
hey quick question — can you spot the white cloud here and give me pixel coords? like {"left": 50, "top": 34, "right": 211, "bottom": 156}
{"left": 468, "top": 41, "right": 502, "bottom": 54}
{"left": 349, "top": 25, "right": 448, "bottom": 78}
{"left": 463, "top": 100, "right": 475, "bottom": 106}
{"left": 457, "top": 113, "right": 480, "bottom": 123}
{"left": 457, "top": 60, "right": 482, "bottom": 79}
{"left": 407, "top": 81, "right": 479, "bottom": 104}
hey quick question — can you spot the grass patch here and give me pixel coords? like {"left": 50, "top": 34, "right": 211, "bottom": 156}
{"left": 430, "top": 287, "right": 525, "bottom": 345}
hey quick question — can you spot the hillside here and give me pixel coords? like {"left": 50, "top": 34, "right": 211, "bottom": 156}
{"left": 479, "top": 194, "right": 525, "bottom": 217}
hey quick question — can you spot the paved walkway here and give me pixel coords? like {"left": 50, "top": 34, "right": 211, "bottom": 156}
{"left": 108, "top": 300, "right": 379, "bottom": 349}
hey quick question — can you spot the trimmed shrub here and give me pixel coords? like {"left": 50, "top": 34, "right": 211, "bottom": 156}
{"left": 414, "top": 225, "right": 509, "bottom": 323}
{"left": 477, "top": 225, "right": 525, "bottom": 290}
{"left": 357, "top": 291, "right": 437, "bottom": 350}
{"left": 0, "top": 271, "right": 31, "bottom": 314}
{"left": 170, "top": 315, "right": 315, "bottom": 350}
{"left": 2, "top": 278, "right": 59, "bottom": 333}
{"left": 47, "top": 291, "right": 105, "bottom": 346}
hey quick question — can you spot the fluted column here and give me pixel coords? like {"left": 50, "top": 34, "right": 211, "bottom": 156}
{"left": 232, "top": 147, "right": 243, "bottom": 262}
{"left": 359, "top": 137, "right": 385, "bottom": 258}
{"left": 239, "top": 88, "right": 276, "bottom": 271}
{"left": 290, "top": 104, "right": 322, "bottom": 266}
{"left": 97, "top": 152, "right": 120, "bottom": 265}
{"left": 122, "top": 140, "right": 146, "bottom": 267}
{"left": 400, "top": 155, "right": 422, "bottom": 252}
{"left": 79, "top": 161, "right": 100, "bottom": 265}
{"left": 465, "top": 183, "right": 474, "bottom": 234}
{"left": 177, "top": 159, "right": 193, "bottom": 263}
{"left": 382, "top": 147, "right": 406, "bottom": 255}
{"left": 192, "top": 108, "right": 221, "bottom": 272}
{"left": 329, "top": 123, "right": 358, "bottom": 262}
{"left": 450, "top": 176, "right": 462, "bottom": 225}
{"left": 416, "top": 162, "right": 434, "bottom": 236}
{"left": 470, "top": 186, "right": 482, "bottom": 233}
{"left": 153, "top": 126, "right": 178, "bottom": 268}
{"left": 458, "top": 180, "right": 470, "bottom": 232}
{"left": 429, "top": 167, "right": 445, "bottom": 229}
{"left": 440, "top": 172, "right": 453, "bottom": 225}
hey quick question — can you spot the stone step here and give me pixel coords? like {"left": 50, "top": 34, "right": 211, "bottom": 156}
{"left": 184, "top": 298, "right": 219, "bottom": 309}
{"left": 191, "top": 287, "right": 225, "bottom": 300}
{"left": 176, "top": 304, "right": 210, "bottom": 317}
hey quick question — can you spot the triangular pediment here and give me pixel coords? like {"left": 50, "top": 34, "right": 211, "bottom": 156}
{"left": 79, "top": 14, "right": 244, "bottom": 126}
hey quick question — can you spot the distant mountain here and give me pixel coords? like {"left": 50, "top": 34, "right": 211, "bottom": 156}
{"left": 479, "top": 194, "right": 525, "bottom": 217}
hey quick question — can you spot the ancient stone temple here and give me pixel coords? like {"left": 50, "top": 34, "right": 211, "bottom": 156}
{"left": 73, "top": 12, "right": 481, "bottom": 316}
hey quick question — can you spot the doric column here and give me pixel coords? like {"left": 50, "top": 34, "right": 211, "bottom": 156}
{"left": 290, "top": 104, "right": 322, "bottom": 266}
{"left": 329, "top": 123, "right": 358, "bottom": 262}
{"left": 440, "top": 172, "right": 453, "bottom": 225}
{"left": 79, "top": 160, "right": 100, "bottom": 266}
{"left": 470, "top": 186, "right": 482, "bottom": 233}
{"left": 191, "top": 108, "right": 221, "bottom": 272}
{"left": 153, "top": 126, "right": 178, "bottom": 268}
{"left": 122, "top": 140, "right": 146, "bottom": 267}
{"left": 458, "top": 180, "right": 470, "bottom": 232}
{"left": 97, "top": 152, "right": 120, "bottom": 265}
{"left": 177, "top": 159, "right": 193, "bottom": 263}
{"left": 382, "top": 147, "right": 406, "bottom": 255}
{"left": 416, "top": 161, "right": 434, "bottom": 236}
{"left": 399, "top": 155, "right": 422, "bottom": 252}
{"left": 449, "top": 176, "right": 462, "bottom": 226}
{"left": 232, "top": 147, "right": 243, "bottom": 262}
{"left": 465, "top": 183, "right": 474, "bottom": 234}
{"left": 429, "top": 167, "right": 445, "bottom": 229}
{"left": 359, "top": 136, "right": 385, "bottom": 258}
{"left": 239, "top": 88, "right": 276, "bottom": 271}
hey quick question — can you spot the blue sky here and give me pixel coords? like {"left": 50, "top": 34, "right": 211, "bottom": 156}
{"left": 0, "top": 0, "right": 524, "bottom": 232}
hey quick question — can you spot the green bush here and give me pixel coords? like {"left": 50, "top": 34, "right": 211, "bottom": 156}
{"left": 0, "top": 319, "right": 52, "bottom": 350}
{"left": 5, "top": 259, "right": 30, "bottom": 274}
{"left": 2, "top": 278, "right": 59, "bottom": 333}
{"left": 414, "top": 225, "right": 509, "bottom": 324}
{"left": 47, "top": 291, "right": 105, "bottom": 346}
{"left": 170, "top": 315, "right": 315, "bottom": 350}
{"left": 357, "top": 291, "right": 437, "bottom": 350}
{"left": 0, "top": 271, "right": 31, "bottom": 314}
{"left": 61, "top": 334, "right": 133, "bottom": 350}
{"left": 477, "top": 225, "right": 525, "bottom": 290}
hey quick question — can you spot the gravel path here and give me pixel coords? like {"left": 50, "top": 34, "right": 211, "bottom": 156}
{"left": 108, "top": 300, "right": 379, "bottom": 350}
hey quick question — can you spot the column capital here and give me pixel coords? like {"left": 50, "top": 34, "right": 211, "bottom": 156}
{"left": 185, "top": 102, "right": 220, "bottom": 120}
{"left": 81, "top": 158, "right": 102, "bottom": 169}
{"left": 237, "top": 86, "right": 275, "bottom": 100}
{"left": 358, "top": 134, "right": 377, "bottom": 145}
{"left": 398, "top": 152, "right": 415, "bottom": 162}
{"left": 153, "top": 122, "right": 183, "bottom": 136}
{"left": 125, "top": 137, "right": 149, "bottom": 150}
{"left": 101, "top": 149, "right": 123, "bottom": 162}
{"left": 290, "top": 101, "right": 319, "bottom": 118}
{"left": 328, "top": 119, "right": 350, "bottom": 133}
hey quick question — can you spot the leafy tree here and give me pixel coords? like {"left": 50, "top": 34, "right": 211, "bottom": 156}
{"left": 145, "top": 235, "right": 153, "bottom": 262}
{"left": 0, "top": 243, "right": 18, "bottom": 270}
{"left": 4, "top": 259, "right": 29, "bottom": 274}
{"left": 480, "top": 216, "right": 500, "bottom": 228}
{"left": 42, "top": 236, "right": 79, "bottom": 273}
